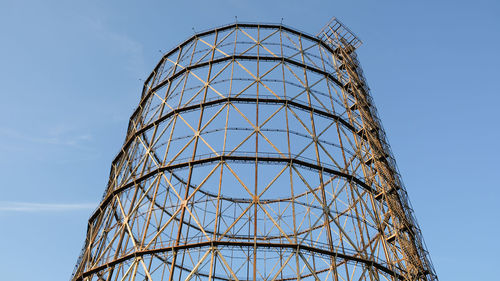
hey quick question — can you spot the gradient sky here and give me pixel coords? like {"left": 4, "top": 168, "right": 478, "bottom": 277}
{"left": 1, "top": 0, "right": 498, "bottom": 280}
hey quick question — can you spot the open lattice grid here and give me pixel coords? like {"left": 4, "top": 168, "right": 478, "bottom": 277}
{"left": 71, "top": 18, "right": 438, "bottom": 281}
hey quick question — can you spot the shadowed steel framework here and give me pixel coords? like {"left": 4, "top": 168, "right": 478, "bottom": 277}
{"left": 71, "top": 18, "right": 438, "bottom": 281}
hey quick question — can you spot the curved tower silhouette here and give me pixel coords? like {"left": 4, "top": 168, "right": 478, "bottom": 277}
{"left": 72, "top": 18, "right": 437, "bottom": 281}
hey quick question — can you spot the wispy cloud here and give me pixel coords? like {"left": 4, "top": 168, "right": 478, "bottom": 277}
{"left": 0, "top": 127, "right": 93, "bottom": 150}
{"left": 82, "top": 16, "right": 145, "bottom": 75}
{"left": 0, "top": 202, "right": 96, "bottom": 212}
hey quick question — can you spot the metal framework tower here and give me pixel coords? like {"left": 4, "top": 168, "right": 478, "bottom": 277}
{"left": 72, "top": 18, "right": 437, "bottom": 281}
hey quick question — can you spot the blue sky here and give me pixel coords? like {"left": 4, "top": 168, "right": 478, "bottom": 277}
{"left": 0, "top": 0, "right": 498, "bottom": 280}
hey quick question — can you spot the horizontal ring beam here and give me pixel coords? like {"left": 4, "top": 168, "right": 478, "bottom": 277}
{"left": 142, "top": 23, "right": 341, "bottom": 93}
{"left": 91, "top": 155, "right": 375, "bottom": 223}
{"left": 76, "top": 241, "right": 403, "bottom": 281}
{"left": 132, "top": 54, "right": 346, "bottom": 122}
{"left": 112, "top": 96, "right": 363, "bottom": 167}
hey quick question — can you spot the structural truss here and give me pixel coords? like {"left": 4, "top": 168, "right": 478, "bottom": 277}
{"left": 71, "top": 18, "right": 438, "bottom": 281}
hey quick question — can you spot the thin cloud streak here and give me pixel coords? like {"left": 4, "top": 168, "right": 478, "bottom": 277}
{"left": 0, "top": 127, "right": 93, "bottom": 150}
{"left": 0, "top": 202, "right": 96, "bottom": 212}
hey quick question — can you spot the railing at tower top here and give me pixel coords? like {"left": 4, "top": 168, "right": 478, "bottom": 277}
{"left": 317, "top": 17, "right": 362, "bottom": 51}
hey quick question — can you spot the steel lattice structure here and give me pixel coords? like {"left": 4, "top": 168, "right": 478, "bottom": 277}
{"left": 72, "top": 18, "right": 438, "bottom": 281}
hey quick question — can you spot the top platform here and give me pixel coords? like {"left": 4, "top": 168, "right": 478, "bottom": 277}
{"left": 317, "top": 17, "right": 362, "bottom": 50}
